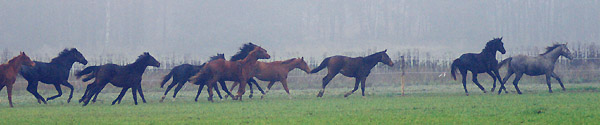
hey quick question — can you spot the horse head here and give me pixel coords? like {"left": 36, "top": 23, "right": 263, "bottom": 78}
{"left": 380, "top": 49, "right": 394, "bottom": 66}
{"left": 18, "top": 52, "right": 35, "bottom": 67}
{"left": 140, "top": 52, "right": 161, "bottom": 67}
{"left": 295, "top": 57, "right": 311, "bottom": 74}
{"left": 249, "top": 46, "right": 270, "bottom": 59}
{"left": 560, "top": 43, "right": 574, "bottom": 60}
{"left": 490, "top": 37, "right": 506, "bottom": 54}
{"left": 67, "top": 48, "right": 88, "bottom": 65}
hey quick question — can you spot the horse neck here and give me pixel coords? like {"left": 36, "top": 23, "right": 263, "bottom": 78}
{"left": 240, "top": 54, "right": 259, "bottom": 66}
{"left": 363, "top": 55, "right": 380, "bottom": 68}
{"left": 541, "top": 48, "right": 562, "bottom": 63}
{"left": 7, "top": 57, "right": 24, "bottom": 73}
{"left": 127, "top": 61, "right": 149, "bottom": 74}
{"left": 480, "top": 48, "right": 497, "bottom": 58}
{"left": 282, "top": 60, "right": 299, "bottom": 71}
{"left": 50, "top": 57, "right": 76, "bottom": 68}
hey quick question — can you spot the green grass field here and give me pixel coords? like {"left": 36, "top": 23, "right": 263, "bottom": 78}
{"left": 0, "top": 83, "right": 599, "bottom": 124}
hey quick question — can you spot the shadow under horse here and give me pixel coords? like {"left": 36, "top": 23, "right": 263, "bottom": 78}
{"left": 0, "top": 52, "right": 35, "bottom": 107}
{"left": 497, "top": 43, "right": 573, "bottom": 94}
{"left": 158, "top": 54, "right": 226, "bottom": 102}
{"left": 19, "top": 48, "right": 87, "bottom": 104}
{"left": 451, "top": 37, "right": 506, "bottom": 96}
{"left": 77, "top": 52, "right": 160, "bottom": 106}
{"left": 310, "top": 50, "right": 393, "bottom": 98}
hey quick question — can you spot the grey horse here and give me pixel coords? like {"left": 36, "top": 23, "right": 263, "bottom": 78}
{"left": 497, "top": 43, "right": 573, "bottom": 94}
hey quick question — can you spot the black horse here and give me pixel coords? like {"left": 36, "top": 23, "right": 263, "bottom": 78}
{"left": 77, "top": 52, "right": 160, "bottom": 106}
{"left": 19, "top": 48, "right": 88, "bottom": 104}
{"left": 450, "top": 37, "right": 506, "bottom": 96}
{"left": 310, "top": 50, "right": 394, "bottom": 97}
{"left": 159, "top": 54, "right": 225, "bottom": 102}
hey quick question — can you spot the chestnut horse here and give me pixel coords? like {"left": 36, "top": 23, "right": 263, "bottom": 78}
{"left": 77, "top": 52, "right": 160, "bottom": 106}
{"left": 311, "top": 50, "right": 393, "bottom": 97}
{"left": 190, "top": 43, "right": 270, "bottom": 101}
{"left": 158, "top": 54, "right": 225, "bottom": 102}
{"left": 0, "top": 52, "right": 35, "bottom": 107}
{"left": 228, "top": 57, "right": 311, "bottom": 99}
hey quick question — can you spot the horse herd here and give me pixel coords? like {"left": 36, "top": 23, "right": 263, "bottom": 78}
{"left": 0, "top": 38, "right": 574, "bottom": 107}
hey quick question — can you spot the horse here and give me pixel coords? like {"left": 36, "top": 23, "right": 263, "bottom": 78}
{"left": 228, "top": 57, "right": 311, "bottom": 99}
{"left": 158, "top": 54, "right": 225, "bottom": 102}
{"left": 310, "top": 50, "right": 393, "bottom": 97}
{"left": 19, "top": 48, "right": 88, "bottom": 104}
{"left": 77, "top": 52, "right": 160, "bottom": 106}
{"left": 0, "top": 52, "right": 35, "bottom": 107}
{"left": 189, "top": 43, "right": 270, "bottom": 101}
{"left": 497, "top": 43, "right": 573, "bottom": 94}
{"left": 450, "top": 37, "right": 506, "bottom": 96}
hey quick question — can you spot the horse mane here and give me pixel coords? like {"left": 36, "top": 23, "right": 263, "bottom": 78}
{"left": 363, "top": 51, "right": 385, "bottom": 63}
{"left": 50, "top": 48, "right": 75, "bottom": 63}
{"left": 229, "top": 43, "right": 257, "bottom": 61}
{"left": 6, "top": 54, "right": 22, "bottom": 64}
{"left": 134, "top": 52, "right": 151, "bottom": 63}
{"left": 482, "top": 37, "right": 502, "bottom": 53}
{"left": 209, "top": 53, "right": 225, "bottom": 61}
{"left": 280, "top": 58, "right": 296, "bottom": 64}
{"left": 540, "top": 43, "right": 564, "bottom": 56}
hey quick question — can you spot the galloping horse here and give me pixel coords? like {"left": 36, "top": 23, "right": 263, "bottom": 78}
{"left": 450, "top": 37, "right": 506, "bottom": 96}
{"left": 0, "top": 52, "right": 35, "bottom": 107}
{"left": 228, "top": 57, "right": 311, "bottom": 99}
{"left": 20, "top": 48, "right": 87, "bottom": 103}
{"left": 77, "top": 52, "right": 160, "bottom": 106}
{"left": 311, "top": 50, "right": 393, "bottom": 97}
{"left": 190, "top": 43, "right": 270, "bottom": 101}
{"left": 158, "top": 54, "right": 225, "bottom": 102}
{"left": 497, "top": 43, "right": 573, "bottom": 94}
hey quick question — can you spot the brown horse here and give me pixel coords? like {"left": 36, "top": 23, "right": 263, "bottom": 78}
{"left": 0, "top": 52, "right": 35, "bottom": 107}
{"left": 228, "top": 57, "right": 311, "bottom": 99}
{"left": 310, "top": 50, "right": 393, "bottom": 97}
{"left": 190, "top": 44, "right": 270, "bottom": 101}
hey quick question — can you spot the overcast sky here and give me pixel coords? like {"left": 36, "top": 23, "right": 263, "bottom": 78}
{"left": 1, "top": 0, "right": 599, "bottom": 63}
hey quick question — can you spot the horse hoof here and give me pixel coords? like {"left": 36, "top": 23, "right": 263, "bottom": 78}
{"left": 261, "top": 95, "right": 265, "bottom": 99}
{"left": 249, "top": 95, "right": 253, "bottom": 99}
{"left": 465, "top": 93, "right": 469, "bottom": 96}
{"left": 491, "top": 88, "right": 496, "bottom": 92}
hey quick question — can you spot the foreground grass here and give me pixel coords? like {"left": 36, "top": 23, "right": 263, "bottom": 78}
{"left": 0, "top": 87, "right": 598, "bottom": 124}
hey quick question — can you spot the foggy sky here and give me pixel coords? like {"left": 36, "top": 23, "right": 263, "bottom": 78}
{"left": 1, "top": 0, "right": 599, "bottom": 64}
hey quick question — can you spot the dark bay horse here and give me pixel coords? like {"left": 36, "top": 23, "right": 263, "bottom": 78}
{"left": 190, "top": 43, "right": 270, "bottom": 101}
{"left": 0, "top": 52, "right": 35, "bottom": 107}
{"left": 20, "top": 48, "right": 87, "bottom": 104}
{"left": 228, "top": 57, "right": 311, "bottom": 99}
{"left": 158, "top": 54, "right": 225, "bottom": 102}
{"left": 450, "top": 37, "right": 506, "bottom": 96}
{"left": 497, "top": 43, "right": 573, "bottom": 94}
{"left": 77, "top": 52, "right": 160, "bottom": 106}
{"left": 310, "top": 50, "right": 393, "bottom": 97}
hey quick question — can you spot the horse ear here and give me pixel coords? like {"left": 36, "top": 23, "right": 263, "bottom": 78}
{"left": 20, "top": 52, "right": 25, "bottom": 55}
{"left": 500, "top": 37, "right": 503, "bottom": 40}
{"left": 144, "top": 52, "right": 150, "bottom": 55}
{"left": 301, "top": 57, "right": 304, "bottom": 60}
{"left": 384, "top": 49, "right": 387, "bottom": 52}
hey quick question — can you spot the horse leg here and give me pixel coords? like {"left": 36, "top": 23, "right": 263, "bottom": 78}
{"left": 250, "top": 78, "right": 266, "bottom": 96}
{"left": 493, "top": 69, "right": 508, "bottom": 93}
{"left": 26, "top": 81, "right": 46, "bottom": 104}
{"left": 551, "top": 72, "right": 566, "bottom": 91}
{"left": 131, "top": 87, "right": 139, "bottom": 105}
{"left": 214, "top": 83, "right": 223, "bottom": 100}
{"left": 545, "top": 74, "right": 553, "bottom": 93}
{"left": 248, "top": 80, "right": 254, "bottom": 99}
{"left": 280, "top": 79, "right": 292, "bottom": 99}
{"left": 344, "top": 78, "right": 360, "bottom": 98}
{"left": 226, "top": 82, "right": 238, "bottom": 99}
{"left": 235, "top": 81, "right": 247, "bottom": 101}
{"left": 499, "top": 70, "right": 514, "bottom": 94}
{"left": 46, "top": 84, "right": 63, "bottom": 101}
{"left": 0, "top": 85, "right": 4, "bottom": 104}
{"left": 262, "top": 81, "right": 276, "bottom": 99}
{"left": 112, "top": 88, "right": 129, "bottom": 105}
{"left": 318, "top": 72, "right": 339, "bottom": 97}
{"left": 218, "top": 81, "right": 233, "bottom": 99}
{"left": 61, "top": 82, "right": 75, "bottom": 103}
{"left": 487, "top": 71, "right": 497, "bottom": 92}
{"left": 160, "top": 79, "right": 179, "bottom": 102}
{"left": 171, "top": 81, "right": 185, "bottom": 101}
{"left": 92, "top": 85, "right": 106, "bottom": 103}
{"left": 460, "top": 69, "right": 469, "bottom": 96}
{"left": 137, "top": 85, "right": 147, "bottom": 103}
{"left": 7, "top": 85, "right": 14, "bottom": 107}
{"left": 471, "top": 73, "right": 486, "bottom": 93}
{"left": 360, "top": 77, "right": 367, "bottom": 97}
{"left": 207, "top": 82, "right": 215, "bottom": 102}
{"left": 195, "top": 84, "right": 205, "bottom": 102}
{"left": 79, "top": 84, "right": 92, "bottom": 103}
{"left": 512, "top": 73, "right": 524, "bottom": 94}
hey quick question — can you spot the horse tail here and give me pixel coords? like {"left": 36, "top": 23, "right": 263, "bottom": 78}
{"left": 450, "top": 59, "right": 460, "bottom": 80}
{"left": 310, "top": 57, "right": 331, "bottom": 73}
{"left": 189, "top": 66, "right": 210, "bottom": 85}
{"left": 498, "top": 57, "right": 512, "bottom": 69}
{"left": 82, "top": 74, "right": 96, "bottom": 82}
{"left": 160, "top": 70, "right": 175, "bottom": 88}
{"left": 75, "top": 66, "right": 99, "bottom": 79}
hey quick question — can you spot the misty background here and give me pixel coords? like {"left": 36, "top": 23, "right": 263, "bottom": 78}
{"left": 1, "top": 0, "right": 599, "bottom": 66}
